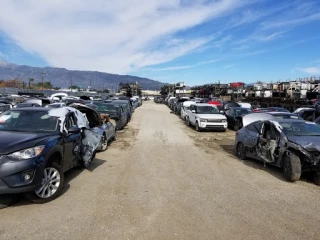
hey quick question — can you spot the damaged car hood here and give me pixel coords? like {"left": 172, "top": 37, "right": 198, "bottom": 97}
{"left": 287, "top": 136, "right": 320, "bottom": 152}
{"left": 48, "top": 107, "right": 89, "bottom": 132}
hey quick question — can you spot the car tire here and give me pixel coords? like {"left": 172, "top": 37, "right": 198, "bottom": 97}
{"left": 0, "top": 194, "right": 20, "bottom": 209}
{"left": 100, "top": 134, "right": 108, "bottom": 152}
{"left": 187, "top": 117, "right": 191, "bottom": 126}
{"left": 195, "top": 122, "right": 201, "bottom": 132}
{"left": 113, "top": 131, "right": 117, "bottom": 141}
{"left": 313, "top": 172, "right": 320, "bottom": 185}
{"left": 236, "top": 142, "right": 246, "bottom": 160}
{"left": 283, "top": 154, "right": 301, "bottom": 182}
{"left": 27, "top": 162, "right": 64, "bottom": 203}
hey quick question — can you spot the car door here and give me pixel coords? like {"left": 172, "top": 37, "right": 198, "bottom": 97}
{"left": 63, "top": 112, "right": 82, "bottom": 171}
{"left": 106, "top": 122, "right": 115, "bottom": 140}
{"left": 120, "top": 106, "right": 127, "bottom": 125}
{"left": 190, "top": 105, "right": 197, "bottom": 123}
{"left": 244, "top": 122, "right": 263, "bottom": 149}
{"left": 225, "top": 109, "right": 234, "bottom": 127}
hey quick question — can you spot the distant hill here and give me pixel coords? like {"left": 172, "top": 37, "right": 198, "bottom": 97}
{"left": 0, "top": 60, "right": 167, "bottom": 90}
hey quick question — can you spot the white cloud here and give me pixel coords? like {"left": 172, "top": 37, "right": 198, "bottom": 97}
{"left": 257, "top": 31, "right": 286, "bottom": 41}
{"left": 149, "top": 58, "right": 221, "bottom": 71}
{"left": 298, "top": 67, "right": 320, "bottom": 75}
{"left": 0, "top": 0, "right": 247, "bottom": 74}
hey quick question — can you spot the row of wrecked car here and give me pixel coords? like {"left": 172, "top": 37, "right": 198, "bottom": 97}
{"left": 0, "top": 95, "right": 142, "bottom": 206}
{"left": 164, "top": 96, "right": 320, "bottom": 185}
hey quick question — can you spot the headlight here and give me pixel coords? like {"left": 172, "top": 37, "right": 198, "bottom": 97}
{"left": 200, "top": 118, "right": 207, "bottom": 122}
{"left": 222, "top": 119, "right": 227, "bottom": 122}
{"left": 8, "top": 146, "right": 45, "bottom": 160}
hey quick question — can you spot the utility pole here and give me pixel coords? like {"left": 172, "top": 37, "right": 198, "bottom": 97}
{"left": 69, "top": 72, "right": 73, "bottom": 92}
{"left": 40, "top": 72, "right": 45, "bottom": 92}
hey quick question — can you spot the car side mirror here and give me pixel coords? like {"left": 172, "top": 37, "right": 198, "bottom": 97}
{"left": 67, "top": 126, "right": 81, "bottom": 135}
{"left": 220, "top": 110, "right": 224, "bottom": 114}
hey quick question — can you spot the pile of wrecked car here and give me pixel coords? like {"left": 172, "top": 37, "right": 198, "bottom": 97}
{"left": 0, "top": 94, "right": 142, "bottom": 205}
{"left": 165, "top": 95, "right": 320, "bottom": 185}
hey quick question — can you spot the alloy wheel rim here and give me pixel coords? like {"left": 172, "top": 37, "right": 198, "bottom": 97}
{"left": 35, "top": 167, "right": 61, "bottom": 199}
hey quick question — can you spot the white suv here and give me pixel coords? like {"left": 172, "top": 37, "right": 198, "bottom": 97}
{"left": 186, "top": 103, "right": 227, "bottom": 131}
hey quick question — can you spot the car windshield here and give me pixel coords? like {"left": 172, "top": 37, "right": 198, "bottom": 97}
{"left": 235, "top": 109, "right": 252, "bottom": 116}
{"left": 197, "top": 106, "right": 219, "bottom": 114}
{"left": 0, "top": 110, "right": 59, "bottom": 132}
{"left": 279, "top": 121, "right": 320, "bottom": 136}
{"left": 96, "top": 104, "right": 119, "bottom": 114}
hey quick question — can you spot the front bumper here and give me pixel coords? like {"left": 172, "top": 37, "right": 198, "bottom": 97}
{"left": 0, "top": 156, "right": 43, "bottom": 194}
{"left": 199, "top": 122, "right": 228, "bottom": 130}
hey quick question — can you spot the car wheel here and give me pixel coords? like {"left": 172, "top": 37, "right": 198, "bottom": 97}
{"left": 283, "top": 154, "right": 301, "bottom": 182}
{"left": 236, "top": 142, "right": 246, "bottom": 160}
{"left": 100, "top": 134, "right": 108, "bottom": 152}
{"left": 28, "top": 162, "right": 64, "bottom": 203}
{"left": 187, "top": 117, "right": 191, "bottom": 126}
{"left": 113, "top": 130, "right": 117, "bottom": 141}
{"left": 314, "top": 172, "right": 320, "bottom": 185}
{"left": 195, "top": 122, "right": 201, "bottom": 132}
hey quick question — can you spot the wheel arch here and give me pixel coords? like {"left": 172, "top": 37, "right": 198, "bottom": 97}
{"left": 44, "top": 146, "right": 64, "bottom": 167}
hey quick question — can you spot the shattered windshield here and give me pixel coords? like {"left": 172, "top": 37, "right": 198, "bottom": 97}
{"left": 0, "top": 110, "right": 59, "bottom": 132}
{"left": 279, "top": 121, "right": 320, "bottom": 136}
{"left": 197, "top": 106, "right": 219, "bottom": 114}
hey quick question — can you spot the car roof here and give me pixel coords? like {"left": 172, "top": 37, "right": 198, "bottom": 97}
{"left": 192, "top": 103, "right": 217, "bottom": 107}
{"left": 112, "top": 100, "right": 130, "bottom": 103}
{"left": 229, "top": 107, "right": 251, "bottom": 110}
{"left": 267, "top": 112, "right": 295, "bottom": 115}
{"left": 271, "top": 119, "right": 305, "bottom": 123}
{"left": 10, "top": 107, "right": 49, "bottom": 112}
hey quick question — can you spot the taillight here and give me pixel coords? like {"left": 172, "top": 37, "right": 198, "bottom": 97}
{"left": 253, "top": 109, "right": 259, "bottom": 113}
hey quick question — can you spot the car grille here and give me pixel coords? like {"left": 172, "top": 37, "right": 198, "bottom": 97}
{"left": 207, "top": 119, "right": 224, "bottom": 123}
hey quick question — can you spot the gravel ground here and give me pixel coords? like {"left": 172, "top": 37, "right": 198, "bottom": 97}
{"left": 1, "top": 101, "right": 320, "bottom": 240}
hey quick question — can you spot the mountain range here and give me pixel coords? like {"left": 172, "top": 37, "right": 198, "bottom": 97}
{"left": 0, "top": 60, "right": 167, "bottom": 90}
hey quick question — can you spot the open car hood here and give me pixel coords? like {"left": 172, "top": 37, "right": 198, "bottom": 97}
{"left": 242, "top": 113, "right": 274, "bottom": 126}
{"left": 48, "top": 106, "right": 89, "bottom": 132}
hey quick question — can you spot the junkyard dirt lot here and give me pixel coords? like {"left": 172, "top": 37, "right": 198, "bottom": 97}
{"left": 1, "top": 102, "right": 320, "bottom": 240}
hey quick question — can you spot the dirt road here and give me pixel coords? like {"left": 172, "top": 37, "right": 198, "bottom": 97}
{"left": 1, "top": 102, "right": 320, "bottom": 240}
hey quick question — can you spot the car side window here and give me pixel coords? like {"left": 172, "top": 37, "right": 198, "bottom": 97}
{"left": 302, "top": 111, "right": 315, "bottom": 121}
{"left": 246, "top": 122, "right": 263, "bottom": 133}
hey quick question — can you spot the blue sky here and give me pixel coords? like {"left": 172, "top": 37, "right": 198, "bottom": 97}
{"left": 0, "top": 0, "right": 320, "bottom": 86}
